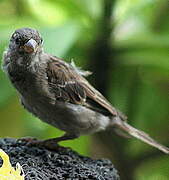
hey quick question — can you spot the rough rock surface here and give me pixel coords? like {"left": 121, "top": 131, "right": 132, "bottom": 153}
{"left": 0, "top": 138, "right": 119, "bottom": 180}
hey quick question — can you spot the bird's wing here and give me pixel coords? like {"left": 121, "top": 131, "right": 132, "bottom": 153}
{"left": 47, "top": 56, "right": 118, "bottom": 116}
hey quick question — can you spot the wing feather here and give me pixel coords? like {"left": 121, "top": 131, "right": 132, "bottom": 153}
{"left": 47, "top": 56, "right": 118, "bottom": 116}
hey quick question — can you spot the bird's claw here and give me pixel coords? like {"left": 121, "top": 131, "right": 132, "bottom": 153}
{"left": 17, "top": 137, "right": 64, "bottom": 151}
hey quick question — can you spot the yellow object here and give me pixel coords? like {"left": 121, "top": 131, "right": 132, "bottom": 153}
{"left": 0, "top": 149, "right": 25, "bottom": 180}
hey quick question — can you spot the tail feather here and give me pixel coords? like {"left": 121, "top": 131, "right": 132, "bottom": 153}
{"left": 114, "top": 117, "right": 169, "bottom": 154}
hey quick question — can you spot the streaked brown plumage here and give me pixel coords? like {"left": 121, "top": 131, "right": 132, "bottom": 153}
{"left": 48, "top": 56, "right": 119, "bottom": 116}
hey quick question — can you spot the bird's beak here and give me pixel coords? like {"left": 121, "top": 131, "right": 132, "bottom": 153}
{"left": 23, "top": 39, "right": 38, "bottom": 53}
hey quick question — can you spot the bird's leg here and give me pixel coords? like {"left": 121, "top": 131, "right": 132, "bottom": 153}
{"left": 40, "top": 133, "right": 79, "bottom": 150}
{"left": 20, "top": 133, "right": 79, "bottom": 150}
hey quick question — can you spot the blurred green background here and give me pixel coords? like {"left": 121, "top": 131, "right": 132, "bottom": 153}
{"left": 0, "top": 0, "right": 169, "bottom": 179}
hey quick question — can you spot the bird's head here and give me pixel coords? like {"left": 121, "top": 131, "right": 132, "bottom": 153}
{"left": 9, "top": 28, "right": 43, "bottom": 55}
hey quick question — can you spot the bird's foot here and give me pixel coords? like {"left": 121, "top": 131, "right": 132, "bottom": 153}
{"left": 17, "top": 137, "right": 39, "bottom": 145}
{"left": 17, "top": 137, "right": 66, "bottom": 151}
{"left": 17, "top": 133, "right": 78, "bottom": 151}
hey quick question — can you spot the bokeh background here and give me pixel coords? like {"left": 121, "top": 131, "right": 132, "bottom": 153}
{"left": 0, "top": 0, "right": 169, "bottom": 179}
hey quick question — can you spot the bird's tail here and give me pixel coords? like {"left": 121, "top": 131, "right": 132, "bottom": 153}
{"left": 113, "top": 117, "right": 169, "bottom": 154}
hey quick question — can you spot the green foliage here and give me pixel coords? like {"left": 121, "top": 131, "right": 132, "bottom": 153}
{"left": 0, "top": 0, "right": 168, "bottom": 179}
{"left": 135, "top": 156, "right": 169, "bottom": 180}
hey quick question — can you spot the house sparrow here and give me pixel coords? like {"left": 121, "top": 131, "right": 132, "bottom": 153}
{"left": 2, "top": 28, "right": 169, "bottom": 153}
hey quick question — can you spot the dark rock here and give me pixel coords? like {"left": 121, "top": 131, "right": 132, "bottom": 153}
{"left": 0, "top": 138, "right": 120, "bottom": 180}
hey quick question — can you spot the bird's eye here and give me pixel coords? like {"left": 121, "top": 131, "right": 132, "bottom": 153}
{"left": 15, "top": 38, "right": 20, "bottom": 44}
{"left": 40, "top": 38, "right": 43, "bottom": 44}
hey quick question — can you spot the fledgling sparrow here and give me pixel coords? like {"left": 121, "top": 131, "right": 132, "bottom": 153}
{"left": 2, "top": 28, "right": 169, "bottom": 153}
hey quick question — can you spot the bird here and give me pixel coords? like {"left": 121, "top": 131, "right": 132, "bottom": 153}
{"left": 2, "top": 27, "right": 169, "bottom": 153}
